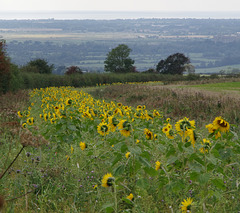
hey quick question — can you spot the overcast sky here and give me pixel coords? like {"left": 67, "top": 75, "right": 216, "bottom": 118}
{"left": 1, "top": 0, "right": 240, "bottom": 11}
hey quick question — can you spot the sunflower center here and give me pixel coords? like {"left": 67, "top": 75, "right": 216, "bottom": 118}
{"left": 101, "top": 125, "right": 108, "bottom": 132}
{"left": 107, "top": 177, "right": 115, "bottom": 186}
{"left": 217, "top": 120, "right": 228, "bottom": 127}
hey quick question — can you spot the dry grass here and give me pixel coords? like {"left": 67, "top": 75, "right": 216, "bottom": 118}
{"left": 92, "top": 83, "right": 240, "bottom": 126}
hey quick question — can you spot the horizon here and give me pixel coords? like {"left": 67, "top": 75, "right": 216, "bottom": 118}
{"left": 1, "top": 10, "right": 240, "bottom": 20}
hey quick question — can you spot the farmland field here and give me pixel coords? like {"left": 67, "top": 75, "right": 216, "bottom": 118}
{"left": 0, "top": 80, "right": 239, "bottom": 212}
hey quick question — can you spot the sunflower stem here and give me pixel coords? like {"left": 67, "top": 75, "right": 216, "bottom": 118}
{"left": 113, "top": 182, "right": 118, "bottom": 212}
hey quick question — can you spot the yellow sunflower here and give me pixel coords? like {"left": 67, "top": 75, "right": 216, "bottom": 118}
{"left": 125, "top": 152, "right": 131, "bottom": 159}
{"left": 97, "top": 122, "right": 110, "bottom": 136}
{"left": 144, "top": 128, "right": 153, "bottom": 140}
{"left": 17, "top": 111, "right": 23, "bottom": 118}
{"left": 199, "top": 138, "right": 211, "bottom": 154}
{"left": 126, "top": 193, "right": 134, "bottom": 201}
{"left": 108, "top": 116, "right": 119, "bottom": 132}
{"left": 212, "top": 116, "right": 230, "bottom": 133}
{"left": 175, "top": 117, "right": 195, "bottom": 138}
{"left": 27, "top": 117, "right": 34, "bottom": 125}
{"left": 155, "top": 161, "right": 161, "bottom": 171}
{"left": 79, "top": 142, "right": 86, "bottom": 151}
{"left": 181, "top": 197, "right": 193, "bottom": 213}
{"left": 101, "top": 173, "right": 115, "bottom": 187}
{"left": 117, "top": 120, "right": 132, "bottom": 137}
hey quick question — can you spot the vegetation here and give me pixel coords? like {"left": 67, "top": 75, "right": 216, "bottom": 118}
{"left": 21, "top": 59, "right": 54, "bottom": 74}
{"left": 65, "top": 66, "right": 82, "bottom": 75}
{"left": 104, "top": 44, "right": 135, "bottom": 73}
{"left": 156, "top": 53, "right": 190, "bottom": 75}
{"left": 0, "top": 40, "right": 11, "bottom": 94}
{"left": 0, "top": 83, "right": 239, "bottom": 212}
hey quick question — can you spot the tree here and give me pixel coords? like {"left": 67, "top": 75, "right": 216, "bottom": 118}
{"left": 65, "top": 66, "right": 82, "bottom": 75}
{"left": 156, "top": 53, "right": 190, "bottom": 75}
{"left": 0, "top": 40, "right": 11, "bottom": 94}
{"left": 24, "top": 59, "right": 54, "bottom": 74}
{"left": 104, "top": 44, "right": 135, "bottom": 73}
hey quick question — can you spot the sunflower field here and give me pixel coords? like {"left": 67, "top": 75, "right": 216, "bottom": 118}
{"left": 1, "top": 86, "right": 240, "bottom": 212}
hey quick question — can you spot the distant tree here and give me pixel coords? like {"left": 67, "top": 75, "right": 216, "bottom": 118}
{"left": 23, "top": 59, "right": 54, "bottom": 74}
{"left": 65, "top": 66, "right": 82, "bottom": 75}
{"left": 0, "top": 40, "right": 11, "bottom": 94}
{"left": 104, "top": 44, "right": 135, "bottom": 73}
{"left": 156, "top": 53, "right": 190, "bottom": 75}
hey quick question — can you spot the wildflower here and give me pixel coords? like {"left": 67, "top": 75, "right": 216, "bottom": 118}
{"left": 125, "top": 152, "right": 131, "bottom": 159}
{"left": 66, "top": 155, "right": 70, "bottom": 160}
{"left": 80, "top": 142, "right": 86, "bottom": 151}
{"left": 71, "top": 145, "right": 74, "bottom": 154}
{"left": 118, "top": 120, "right": 132, "bottom": 137}
{"left": 155, "top": 161, "right": 161, "bottom": 171}
{"left": 136, "top": 139, "right": 140, "bottom": 144}
{"left": 144, "top": 128, "right": 154, "bottom": 140}
{"left": 97, "top": 122, "right": 110, "bottom": 136}
{"left": 126, "top": 193, "right": 134, "bottom": 201}
{"left": 102, "top": 173, "right": 115, "bottom": 187}
{"left": 181, "top": 197, "right": 193, "bottom": 213}
{"left": 93, "top": 184, "right": 98, "bottom": 189}
{"left": 199, "top": 138, "right": 211, "bottom": 154}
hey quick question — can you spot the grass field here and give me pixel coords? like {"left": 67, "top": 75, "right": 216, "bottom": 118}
{"left": 0, "top": 80, "right": 239, "bottom": 212}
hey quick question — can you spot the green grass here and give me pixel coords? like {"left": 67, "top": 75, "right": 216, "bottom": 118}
{"left": 186, "top": 81, "right": 240, "bottom": 93}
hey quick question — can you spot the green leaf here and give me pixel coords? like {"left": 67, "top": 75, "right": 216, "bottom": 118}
{"left": 121, "top": 143, "right": 128, "bottom": 153}
{"left": 166, "top": 145, "right": 176, "bottom": 157}
{"left": 113, "top": 165, "right": 125, "bottom": 176}
{"left": 167, "top": 156, "right": 178, "bottom": 165}
{"left": 144, "top": 167, "right": 158, "bottom": 176}
{"left": 136, "top": 178, "right": 149, "bottom": 189}
{"left": 111, "top": 153, "right": 122, "bottom": 167}
{"left": 211, "top": 178, "right": 226, "bottom": 190}
{"left": 129, "top": 146, "right": 141, "bottom": 155}
{"left": 67, "top": 124, "right": 77, "bottom": 131}
{"left": 178, "top": 142, "right": 183, "bottom": 152}
{"left": 190, "top": 172, "right": 200, "bottom": 181}
{"left": 138, "top": 156, "right": 151, "bottom": 167}
{"left": 198, "top": 173, "right": 210, "bottom": 184}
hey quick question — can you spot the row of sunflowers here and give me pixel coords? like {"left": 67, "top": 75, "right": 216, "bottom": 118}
{"left": 17, "top": 86, "right": 239, "bottom": 212}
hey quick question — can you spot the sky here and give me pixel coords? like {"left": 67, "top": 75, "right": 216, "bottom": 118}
{"left": 1, "top": 0, "right": 240, "bottom": 12}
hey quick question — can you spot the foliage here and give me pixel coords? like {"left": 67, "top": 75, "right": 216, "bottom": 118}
{"left": 0, "top": 40, "right": 11, "bottom": 94}
{"left": 104, "top": 44, "right": 135, "bottom": 73}
{"left": 22, "top": 58, "right": 54, "bottom": 74}
{"left": 65, "top": 66, "right": 82, "bottom": 75}
{"left": 156, "top": 53, "right": 190, "bottom": 75}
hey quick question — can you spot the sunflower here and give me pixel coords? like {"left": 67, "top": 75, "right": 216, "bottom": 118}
{"left": 80, "top": 142, "right": 86, "bottom": 151}
{"left": 144, "top": 128, "right": 153, "bottom": 140}
{"left": 65, "top": 98, "right": 72, "bottom": 106}
{"left": 118, "top": 120, "right": 132, "bottom": 137}
{"left": 101, "top": 173, "right": 115, "bottom": 187}
{"left": 199, "top": 138, "right": 211, "bottom": 154}
{"left": 126, "top": 193, "right": 134, "bottom": 201}
{"left": 175, "top": 117, "right": 195, "bottom": 138}
{"left": 212, "top": 116, "right": 230, "bottom": 133}
{"left": 186, "top": 128, "right": 196, "bottom": 147}
{"left": 71, "top": 145, "right": 74, "bottom": 154}
{"left": 97, "top": 122, "right": 110, "bottom": 136}
{"left": 108, "top": 116, "right": 119, "bottom": 132}
{"left": 181, "top": 197, "right": 193, "bottom": 213}
{"left": 166, "top": 129, "right": 175, "bottom": 139}
{"left": 17, "top": 111, "right": 23, "bottom": 118}
{"left": 125, "top": 152, "right": 131, "bottom": 159}
{"left": 155, "top": 161, "right": 161, "bottom": 171}
{"left": 205, "top": 123, "right": 221, "bottom": 139}
{"left": 27, "top": 117, "right": 34, "bottom": 125}
{"left": 22, "top": 122, "right": 27, "bottom": 128}
{"left": 136, "top": 139, "right": 140, "bottom": 144}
